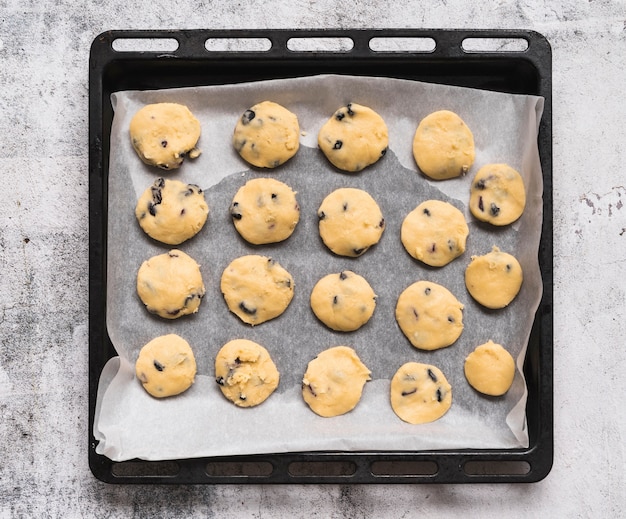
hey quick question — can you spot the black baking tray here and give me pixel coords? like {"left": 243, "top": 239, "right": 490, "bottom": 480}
{"left": 89, "top": 28, "right": 553, "bottom": 484}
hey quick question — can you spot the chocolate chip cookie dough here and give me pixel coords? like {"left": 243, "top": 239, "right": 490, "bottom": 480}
{"left": 302, "top": 346, "right": 371, "bottom": 418}
{"left": 136, "top": 249, "right": 205, "bottom": 319}
{"left": 400, "top": 199, "right": 469, "bottom": 267}
{"left": 317, "top": 187, "right": 385, "bottom": 257}
{"left": 390, "top": 362, "right": 452, "bottom": 424}
{"left": 464, "top": 340, "right": 516, "bottom": 396}
{"left": 220, "top": 255, "right": 295, "bottom": 325}
{"left": 412, "top": 110, "right": 475, "bottom": 180}
{"left": 317, "top": 103, "right": 388, "bottom": 172}
{"left": 229, "top": 177, "right": 300, "bottom": 245}
{"left": 129, "top": 102, "right": 201, "bottom": 170}
{"left": 232, "top": 101, "right": 300, "bottom": 168}
{"left": 214, "top": 339, "right": 280, "bottom": 407}
{"left": 135, "top": 334, "right": 197, "bottom": 398}
{"left": 469, "top": 163, "right": 527, "bottom": 225}
{"left": 135, "top": 177, "right": 209, "bottom": 245}
{"left": 395, "top": 280, "right": 464, "bottom": 350}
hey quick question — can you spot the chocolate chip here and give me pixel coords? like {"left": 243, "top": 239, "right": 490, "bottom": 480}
{"left": 333, "top": 140, "right": 343, "bottom": 150}
{"left": 436, "top": 388, "right": 443, "bottom": 402}
{"left": 148, "top": 202, "right": 157, "bottom": 216}
{"left": 412, "top": 308, "right": 419, "bottom": 320}
{"left": 447, "top": 316, "right": 455, "bottom": 323}
{"left": 478, "top": 195, "right": 484, "bottom": 212}
{"left": 424, "top": 287, "right": 431, "bottom": 295}
{"left": 506, "top": 264, "right": 512, "bottom": 272}
{"left": 379, "top": 218, "right": 385, "bottom": 228}
{"left": 239, "top": 394, "right": 247, "bottom": 401}
{"left": 271, "top": 193, "right": 277, "bottom": 199}
{"left": 342, "top": 202, "right": 348, "bottom": 211}
{"left": 475, "top": 179, "right": 487, "bottom": 190}
{"left": 353, "top": 247, "right": 367, "bottom": 255}
{"left": 346, "top": 103, "right": 355, "bottom": 116}
{"left": 335, "top": 111, "right": 345, "bottom": 121}
{"left": 216, "top": 376, "right": 225, "bottom": 386}
{"left": 241, "top": 109, "right": 255, "bottom": 125}
{"left": 429, "top": 243, "right": 436, "bottom": 253}
{"left": 304, "top": 383, "right": 317, "bottom": 397}
{"left": 380, "top": 147, "right": 387, "bottom": 157}
{"left": 332, "top": 295, "right": 339, "bottom": 305}
{"left": 153, "top": 360, "right": 164, "bottom": 372}
{"left": 490, "top": 203, "right": 500, "bottom": 216}
{"left": 239, "top": 301, "right": 256, "bottom": 315}
{"left": 427, "top": 369, "right": 437, "bottom": 382}
{"left": 401, "top": 388, "right": 417, "bottom": 397}
{"left": 447, "top": 239, "right": 455, "bottom": 251}
{"left": 423, "top": 208, "right": 431, "bottom": 216}
{"left": 161, "top": 140, "right": 168, "bottom": 148}
{"left": 339, "top": 271, "right": 348, "bottom": 280}
{"left": 318, "top": 211, "right": 326, "bottom": 220}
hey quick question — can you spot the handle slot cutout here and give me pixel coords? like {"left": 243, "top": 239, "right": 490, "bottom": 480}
{"left": 462, "top": 37, "right": 529, "bottom": 53}
{"left": 464, "top": 460, "right": 531, "bottom": 476}
{"left": 286, "top": 37, "right": 354, "bottom": 52}
{"left": 369, "top": 37, "right": 436, "bottom": 53}
{"left": 205, "top": 37, "right": 272, "bottom": 52}
{"left": 111, "top": 38, "right": 179, "bottom": 53}
{"left": 205, "top": 461, "right": 274, "bottom": 478}
{"left": 370, "top": 460, "right": 438, "bottom": 477}
{"left": 111, "top": 460, "right": 180, "bottom": 478}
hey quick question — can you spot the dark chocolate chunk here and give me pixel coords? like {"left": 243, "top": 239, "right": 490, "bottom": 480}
{"left": 332, "top": 295, "right": 339, "bottom": 305}
{"left": 401, "top": 388, "right": 417, "bottom": 397}
{"left": 436, "top": 388, "right": 443, "bottom": 402}
{"left": 475, "top": 179, "right": 487, "bottom": 190}
{"left": 153, "top": 360, "right": 165, "bottom": 372}
{"left": 318, "top": 211, "right": 326, "bottom": 220}
{"left": 346, "top": 103, "right": 355, "bottom": 116}
{"left": 335, "top": 111, "right": 345, "bottom": 121}
{"left": 478, "top": 195, "right": 484, "bottom": 212}
{"left": 241, "top": 109, "right": 255, "bottom": 125}
{"left": 353, "top": 247, "right": 367, "bottom": 256}
{"left": 423, "top": 208, "right": 431, "bottom": 217}
{"left": 333, "top": 140, "right": 343, "bottom": 150}
{"left": 427, "top": 369, "right": 437, "bottom": 382}
{"left": 424, "top": 287, "right": 431, "bottom": 295}
{"left": 238, "top": 301, "right": 257, "bottom": 315}
{"left": 216, "top": 376, "right": 225, "bottom": 386}
{"left": 339, "top": 271, "right": 348, "bottom": 280}
{"left": 160, "top": 140, "right": 168, "bottom": 148}
{"left": 490, "top": 203, "right": 500, "bottom": 216}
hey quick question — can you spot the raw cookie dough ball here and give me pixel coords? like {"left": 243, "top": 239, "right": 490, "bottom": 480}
{"left": 465, "top": 246, "right": 523, "bottom": 309}
{"left": 400, "top": 199, "right": 469, "bottom": 267}
{"left": 469, "top": 163, "right": 526, "bottom": 225}
{"left": 390, "top": 362, "right": 452, "bottom": 424}
{"left": 136, "top": 249, "right": 205, "bottom": 319}
{"left": 214, "top": 339, "right": 280, "bottom": 407}
{"left": 135, "top": 334, "right": 197, "bottom": 398}
{"left": 232, "top": 101, "right": 300, "bottom": 168}
{"left": 302, "top": 346, "right": 371, "bottom": 417}
{"left": 395, "top": 280, "right": 464, "bottom": 350}
{"left": 317, "top": 187, "right": 385, "bottom": 257}
{"left": 129, "top": 102, "right": 201, "bottom": 170}
{"left": 464, "top": 340, "right": 515, "bottom": 396}
{"left": 318, "top": 103, "right": 388, "bottom": 172}
{"left": 310, "top": 271, "right": 376, "bottom": 332}
{"left": 220, "top": 255, "right": 294, "bottom": 325}
{"left": 412, "top": 110, "right": 475, "bottom": 180}
{"left": 230, "top": 177, "right": 300, "bottom": 244}
{"left": 135, "top": 177, "right": 209, "bottom": 245}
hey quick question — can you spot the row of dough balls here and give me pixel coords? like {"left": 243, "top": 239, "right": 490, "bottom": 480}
{"left": 135, "top": 336, "right": 515, "bottom": 424}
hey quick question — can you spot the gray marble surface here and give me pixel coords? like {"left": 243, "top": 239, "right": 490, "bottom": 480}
{"left": 1, "top": 1, "right": 624, "bottom": 517}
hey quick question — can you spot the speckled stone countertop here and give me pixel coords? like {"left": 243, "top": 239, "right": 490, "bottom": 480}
{"left": 1, "top": 1, "right": 624, "bottom": 517}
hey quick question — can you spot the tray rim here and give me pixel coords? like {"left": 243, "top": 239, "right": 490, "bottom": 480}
{"left": 88, "top": 27, "right": 553, "bottom": 484}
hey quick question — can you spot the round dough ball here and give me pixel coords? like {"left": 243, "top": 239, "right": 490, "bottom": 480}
{"left": 135, "top": 334, "right": 197, "bottom": 398}
{"left": 464, "top": 340, "right": 515, "bottom": 396}
{"left": 135, "top": 177, "right": 209, "bottom": 245}
{"left": 215, "top": 339, "right": 280, "bottom": 407}
{"left": 395, "top": 280, "right": 464, "bottom": 350}
{"left": 469, "top": 163, "right": 526, "bottom": 225}
{"left": 220, "top": 255, "right": 294, "bottom": 325}
{"left": 317, "top": 187, "right": 385, "bottom": 257}
{"left": 400, "top": 199, "right": 469, "bottom": 267}
{"left": 390, "top": 362, "right": 452, "bottom": 424}
{"left": 136, "top": 249, "right": 205, "bottom": 319}
{"left": 412, "top": 110, "right": 475, "bottom": 180}
{"left": 232, "top": 101, "right": 300, "bottom": 168}
{"left": 318, "top": 103, "right": 388, "bottom": 172}
{"left": 310, "top": 271, "right": 376, "bottom": 332}
{"left": 129, "top": 102, "right": 201, "bottom": 170}
{"left": 302, "top": 346, "right": 371, "bottom": 417}
{"left": 465, "top": 246, "right": 523, "bottom": 309}
{"left": 230, "top": 177, "right": 300, "bottom": 244}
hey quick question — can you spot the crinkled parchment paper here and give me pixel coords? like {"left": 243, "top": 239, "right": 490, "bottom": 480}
{"left": 93, "top": 74, "right": 544, "bottom": 461}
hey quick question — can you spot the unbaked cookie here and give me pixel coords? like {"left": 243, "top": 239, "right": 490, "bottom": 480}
{"left": 135, "top": 177, "right": 209, "bottom": 245}
{"left": 400, "top": 199, "right": 469, "bottom": 267}
{"left": 302, "top": 346, "right": 371, "bottom": 417}
{"left": 469, "top": 163, "right": 526, "bottom": 225}
{"left": 232, "top": 101, "right": 300, "bottom": 168}
{"left": 215, "top": 339, "right": 280, "bottom": 407}
{"left": 129, "top": 102, "right": 201, "bottom": 170}
{"left": 318, "top": 103, "right": 388, "bottom": 172}
{"left": 230, "top": 177, "right": 300, "bottom": 244}
{"left": 135, "top": 334, "right": 197, "bottom": 398}
{"left": 310, "top": 271, "right": 376, "bottom": 332}
{"left": 465, "top": 246, "right": 523, "bottom": 309}
{"left": 390, "top": 362, "right": 452, "bottom": 424}
{"left": 464, "top": 340, "right": 515, "bottom": 396}
{"left": 220, "top": 255, "right": 294, "bottom": 325}
{"left": 412, "top": 110, "right": 475, "bottom": 180}
{"left": 136, "top": 249, "right": 205, "bottom": 319}
{"left": 317, "top": 187, "right": 385, "bottom": 257}
{"left": 395, "top": 280, "right": 464, "bottom": 350}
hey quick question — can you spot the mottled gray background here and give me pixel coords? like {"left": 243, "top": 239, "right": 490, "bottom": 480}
{"left": 1, "top": 1, "right": 625, "bottom": 517}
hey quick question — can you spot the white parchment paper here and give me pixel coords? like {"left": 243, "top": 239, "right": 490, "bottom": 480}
{"left": 94, "top": 75, "right": 544, "bottom": 461}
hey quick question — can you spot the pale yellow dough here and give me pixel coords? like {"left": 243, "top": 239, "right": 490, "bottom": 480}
{"left": 317, "top": 187, "right": 385, "bottom": 257}
{"left": 129, "top": 102, "right": 201, "bottom": 170}
{"left": 412, "top": 110, "right": 475, "bottom": 180}
{"left": 230, "top": 177, "right": 300, "bottom": 244}
{"left": 318, "top": 103, "right": 388, "bottom": 172}
{"left": 214, "top": 339, "right": 280, "bottom": 407}
{"left": 135, "top": 177, "right": 209, "bottom": 245}
{"left": 390, "top": 362, "right": 452, "bottom": 424}
{"left": 220, "top": 255, "right": 294, "bottom": 325}
{"left": 136, "top": 249, "right": 205, "bottom": 319}
{"left": 232, "top": 101, "right": 300, "bottom": 168}
{"left": 135, "top": 334, "right": 197, "bottom": 398}
{"left": 465, "top": 246, "right": 523, "bottom": 309}
{"left": 469, "top": 163, "right": 526, "bottom": 225}
{"left": 400, "top": 199, "right": 469, "bottom": 267}
{"left": 464, "top": 340, "right": 515, "bottom": 396}
{"left": 395, "top": 280, "right": 464, "bottom": 350}
{"left": 310, "top": 271, "right": 376, "bottom": 332}
{"left": 302, "top": 346, "right": 371, "bottom": 417}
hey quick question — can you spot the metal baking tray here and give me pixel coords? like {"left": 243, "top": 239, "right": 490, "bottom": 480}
{"left": 89, "top": 28, "right": 553, "bottom": 484}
